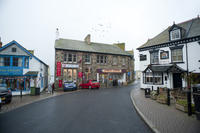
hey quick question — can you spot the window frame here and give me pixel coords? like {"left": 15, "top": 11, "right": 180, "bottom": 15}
{"left": 85, "top": 54, "right": 91, "bottom": 64}
{"left": 170, "top": 29, "right": 181, "bottom": 41}
{"left": 171, "top": 48, "right": 183, "bottom": 63}
{"left": 150, "top": 51, "right": 159, "bottom": 64}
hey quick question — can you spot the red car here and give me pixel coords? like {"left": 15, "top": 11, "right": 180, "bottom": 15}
{"left": 79, "top": 80, "right": 100, "bottom": 89}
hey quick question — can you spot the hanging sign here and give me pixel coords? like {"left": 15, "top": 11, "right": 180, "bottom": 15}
{"left": 56, "top": 62, "right": 61, "bottom": 76}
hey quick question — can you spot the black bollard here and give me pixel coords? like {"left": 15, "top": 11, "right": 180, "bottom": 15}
{"left": 20, "top": 88, "right": 22, "bottom": 98}
{"left": 167, "top": 88, "right": 170, "bottom": 106}
{"left": 187, "top": 91, "right": 192, "bottom": 116}
{"left": 157, "top": 87, "right": 159, "bottom": 95}
{"left": 152, "top": 86, "right": 153, "bottom": 91}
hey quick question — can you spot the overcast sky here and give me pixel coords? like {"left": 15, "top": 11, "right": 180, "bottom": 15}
{"left": 0, "top": 0, "right": 200, "bottom": 75}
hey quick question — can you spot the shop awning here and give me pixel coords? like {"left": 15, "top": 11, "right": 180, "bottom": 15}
{"left": 143, "top": 64, "right": 186, "bottom": 73}
{"left": 24, "top": 71, "right": 38, "bottom": 76}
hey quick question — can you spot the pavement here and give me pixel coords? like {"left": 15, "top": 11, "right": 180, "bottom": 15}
{"left": 130, "top": 81, "right": 200, "bottom": 133}
{"left": 0, "top": 89, "right": 70, "bottom": 113}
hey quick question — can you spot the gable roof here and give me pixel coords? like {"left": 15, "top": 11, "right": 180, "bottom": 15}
{"left": 0, "top": 40, "right": 48, "bottom": 67}
{"left": 55, "top": 38, "right": 133, "bottom": 57}
{"left": 138, "top": 17, "right": 200, "bottom": 49}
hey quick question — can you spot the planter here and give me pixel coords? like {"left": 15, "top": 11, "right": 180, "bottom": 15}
{"left": 175, "top": 103, "right": 188, "bottom": 112}
{"left": 156, "top": 94, "right": 167, "bottom": 104}
{"left": 157, "top": 98, "right": 167, "bottom": 104}
{"left": 175, "top": 99, "right": 195, "bottom": 113}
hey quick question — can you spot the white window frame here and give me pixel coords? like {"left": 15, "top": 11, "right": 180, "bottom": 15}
{"left": 170, "top": 29, "right": 181, "bottom": 41}
{"left": 113, "top": 56, "right": 118, "bottom": 65}
{"left": 171, "top": 48, "right": 183, "bottom": 62}
{"left": 65, "top": 53, "right": 77, "bottom": 63}
{"left": 150, "top": 52, "right": 159, "bottom": 64}
{"left": 122, "top": 57, "right": 125, "bottom": 65}
{"left": 85, "top": 54, "right": 91, "bottom": 64}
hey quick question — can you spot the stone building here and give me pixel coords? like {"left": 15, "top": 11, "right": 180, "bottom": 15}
{"left": 54, "top": 34, "right": 134, "bottom": 88}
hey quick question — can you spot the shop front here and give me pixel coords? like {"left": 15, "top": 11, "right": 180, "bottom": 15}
{"left": 62, "top": 64, "right": 78, "bottom": 84}
{"left": 97, "top": 69, "right": 127, "bottom": 88}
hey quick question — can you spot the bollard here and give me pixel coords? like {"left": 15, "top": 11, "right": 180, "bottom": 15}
{"left": 157, "top": 87, "right": 159, "bottom": 95}
{"left": 152, "top": 86, "right": 153, "bottom": 91}
{"left": 167, "top": 88, "right": 170, "bottom": 106}
{"left": 187, "top": 90, "right": 192, "bottom": 116}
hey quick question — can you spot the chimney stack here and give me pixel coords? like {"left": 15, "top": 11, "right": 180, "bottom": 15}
{"left": 84, "top": 34, "right": 91, "bottom": 45}
{"left": 0, "top": 37, "right": 2, "bottom": 48}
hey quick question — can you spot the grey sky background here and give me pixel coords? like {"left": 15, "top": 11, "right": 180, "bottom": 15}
{"left": 0, "top": 0, "right": 200, "bottom": 76}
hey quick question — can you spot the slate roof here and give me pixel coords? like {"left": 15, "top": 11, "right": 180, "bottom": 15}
{"left": 55, "top": 38, "right": 133, "bottom": 57}
{"left": 138, "top": 17, "right": 200, "bottom": 49}
{"left": 144, "top": 64, "right": 186, "bottom": 73}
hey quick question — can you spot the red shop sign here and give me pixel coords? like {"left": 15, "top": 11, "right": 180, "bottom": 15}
{"left": 56, "top": 62, "right": 61, "bottom": 76}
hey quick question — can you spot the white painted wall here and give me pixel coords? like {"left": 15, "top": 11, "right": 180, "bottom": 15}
{"left": 139, "top": 41, "right": 200, "bottom": 90}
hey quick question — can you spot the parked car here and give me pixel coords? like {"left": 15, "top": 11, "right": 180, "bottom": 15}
{"left": 79, "top": 80, "right": 100, "bottom": 89}
{"left": 63, "top": 81, "right": 77, "bottom": 91}
{"left": 0, "top": 84, "right": 12, "bottom": 104}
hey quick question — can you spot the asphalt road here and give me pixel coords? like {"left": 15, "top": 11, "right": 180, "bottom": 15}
{"left": 0, "top": 83, "right": 152, "bottom": 133}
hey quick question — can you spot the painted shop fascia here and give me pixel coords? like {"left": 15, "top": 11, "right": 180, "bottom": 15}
{"left": 54, "top": 34, "right": 134, "bottom": 89}
{"left": 137, "top": 16, "right": 200, "bottom": 90}
{"left": 0, "top": 40, "right": 48, "bottom": 95}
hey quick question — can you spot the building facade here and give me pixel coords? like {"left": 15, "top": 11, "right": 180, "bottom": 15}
{"left": 137, "top": 17, "right": 200, "bottom": 90}
{"left": 54, "top": 35, "right": 134, "bottom": 88}
{"left": 0, "top": 40, "right": 48, "bottom": 95}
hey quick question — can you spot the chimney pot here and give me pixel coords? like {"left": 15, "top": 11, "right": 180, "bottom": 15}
{"left": 84, "top": 34, "right": 91, "bottom": 45}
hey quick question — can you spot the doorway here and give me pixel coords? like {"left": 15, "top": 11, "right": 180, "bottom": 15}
{"left": 173, "top": 73, "right": 182, "bottom": 89}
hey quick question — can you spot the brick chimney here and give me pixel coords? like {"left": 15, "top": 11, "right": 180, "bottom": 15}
{"left": 0, "top": 37, "right": 2, "bottom": 48}
{"left": 84, "top": 34, "right": 91, "bottom": 45}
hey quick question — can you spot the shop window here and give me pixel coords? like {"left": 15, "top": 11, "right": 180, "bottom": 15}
{"left": 171, "top": 48, "right": 183, "bottom": 62}
{"left": 154, "top": 73, "right": 163, "bottom": 85}
{"left": 144, "top": 72, "right": 163, "bottom": 85}
{"left": 85, "top": 54, "right": 91, "bottom": 64}
{"left": 150, "top": 51, "right": 159, "bottom": 64}
{"left": 4, "top": 57, "right": 10, "bottom": 66}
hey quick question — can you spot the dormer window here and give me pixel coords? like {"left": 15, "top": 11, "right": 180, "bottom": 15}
{"left": 170, "top": 29, "right": 181, "bottom": 41}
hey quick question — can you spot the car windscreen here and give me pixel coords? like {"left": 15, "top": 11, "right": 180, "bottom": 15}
{"left": 92, "top": 80, "right": 98, "bottom": 83}
{"left": 64, "top": 81, "right": 73, "bottom": 83}
{"left": 0, "top": 86, "right": 7, "bottom": 91}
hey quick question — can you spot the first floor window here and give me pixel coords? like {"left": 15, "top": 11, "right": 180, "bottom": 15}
{"left": 4, "top": 57, "right": 10, "bottom": 66}
{"left": 68, "top": 54, "right": 72, "bottom": 62}
{"left": 97, "top": 55, "right": 100, "bottom": 63}
{"left": 100, "top": 56, "right": 104, "bottom": 63}
{"left": 171, "top": 48, "right": 183, "bottom": 62}
{"left": 13, "top": 57, "right": 18, "bottom": 66}
{"left": 85, "top": 54, "right": 91, "bottom": 64}
{"left": 65, "top": 53, "right": 77, "bottom": 63}
{"left": 113, "top": 56, "right": 118, "bottom": 65}
{"left": 24, "top": 57, "right": 28, "bottom": 68}
{"left": 122, "top": 57, "right": 125, "bottom": 65}
{"left": 150, "top": 51, "right": 159, "bottom": 64}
